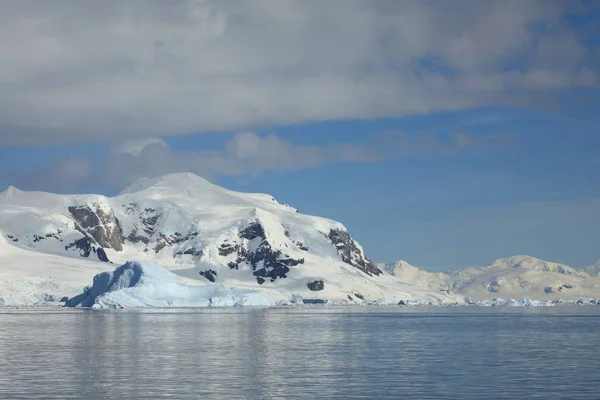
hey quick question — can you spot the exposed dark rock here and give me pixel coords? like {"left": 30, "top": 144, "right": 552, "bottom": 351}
{"left": 32, "top": 230, "right": 63, "bottom": 243}
{"left": 295, "top": 242, "right": 308, "bottom": 251}
{"left": 153, "top": 231, "right": 199, "bottom": 253}
{"left": 544, "top": 287, "right": 553, "bottom": 294}
{"left": 307, "top": 280, "right": 324, "bottom": 291}
{"left": 354, "top": 293, "right": 364, "bottom": 300}
{"left": 175, "top": 248, "right": 202, "bottom": 257}
{"left": 96, "top": 248, "right": 110, "bottom": 263}
{"left": 562, "top": 283, "right": 574, "bottom": 289}
{"left": 398, "top": 300, "right": 406, "bottom": 305}
{"left": 124, "top": 207, "right": 161, "bottom": 245}
{"left": 347, "top": 295, "right": 353, "bottom": 301}
{"left": 59, "top": 296, "right": 69, "bottom": 303}
{"left": 239, "top": 221, "right": 266, "bottom": 241}
{"left": 249, "top": 241, "right": 304, "bottom": 284}
{"left": 69, "top": 204, "right": 124, "bottom": 251}
{"left": 140, "top": 209, "right": 161, "bottom": 236}
{"left": 219, "top": 243, "right": 239, "bottom": 257}
{"left": 64, "top": 236, "right": 110, "bottom": 262}
{"left": 123, "top": 203, "right": 138, "bottom": 215}
{"left": 199, "top": 269, "right": 217, "bottom": 282}
{"left": 221, "top": 221, "right": 306, "bottom": 284}
{"left": 5, "top": 234, "right": 18, "bottom": 242}
{"left": 228, "top": 261, "right": 240, "bottom": 270}
{"left": 65, "top": 237, "right": 92, "bottom": 258}
{"left": 127, "top": 228, "right": 150, "bottom": 244}
{"left": 326, "top": 229, "right": 382, "bottom": 276}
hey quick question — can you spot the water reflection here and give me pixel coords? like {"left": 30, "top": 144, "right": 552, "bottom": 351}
{"left": 0, "top": 307, "right": 599, "bottom": 399}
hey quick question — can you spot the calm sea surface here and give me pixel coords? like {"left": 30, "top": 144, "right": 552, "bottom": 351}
{"left": 1, "top": 306, "right": 599, "bottom": 399}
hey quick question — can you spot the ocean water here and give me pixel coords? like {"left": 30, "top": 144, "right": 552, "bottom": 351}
{"left": 1, "top": 306, "right": 599, "bottom": 399}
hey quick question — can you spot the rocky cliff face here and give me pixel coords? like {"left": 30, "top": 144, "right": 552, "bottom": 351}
{"left": 68, "top": 204, "right": 124, "bottom": 251}
{"left": 216, "top": 221, "right": 305, "bottom": 285}
{"left": 327, "top": 229, "right": 382, "bottom": 276}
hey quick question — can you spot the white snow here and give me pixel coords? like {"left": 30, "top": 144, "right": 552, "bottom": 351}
{"left": 0, "top": 230, "right": 109, "bottom": 306}
{"left": 382, "top": 256, "right": 600, "bottom": 301}
{"left": 585, "top": 259, "right": 600, "bottom": 277}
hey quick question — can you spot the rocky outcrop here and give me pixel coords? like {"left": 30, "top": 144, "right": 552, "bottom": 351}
{"left": 123, "top": 204, "right": 162, "bottom": 245}
{"left": 199, "top": 269, "right": 217, "bottom": 282}
{"left": 174, "top": 248, "right": 202, "bottom": 257}
{"left": 220, "top": 220, "right": 305, "bottom": 285}
{"left": 153, "top": 231, "right": 199, "bottom": 253}
{"left": 239, "top": 221, "right": 265, "bottom": 241}
{"left": 69, "top": 204, "right": 124, "bottom": 251}
{"left": 327, "top": 229, "right": 382, "bottom": 276}
{"left": 64, "top": 237, "right": 111, "bottom": 263}
{"left": 307, "top": 280, "right": 324, "bottom": 291}
{"left": 32, "top": 230, "right": 63, "bottom": 243}
{"left": 249, "top": 241, "right": 304, "bottom": 284}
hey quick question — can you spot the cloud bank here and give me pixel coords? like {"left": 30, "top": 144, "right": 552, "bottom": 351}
{"left": 0, "top": 0, "right": 597, "bottom": 146}
{"left": 2, "top": 131, "right": 517, "bottom": 192}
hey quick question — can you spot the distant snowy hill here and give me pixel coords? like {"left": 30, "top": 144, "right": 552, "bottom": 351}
{"left": 383, "top": 261, "right": 451, "bottom": 292}
{"left": 0, "top": 173, "right": 459, "bottom": 307}
{"left": 585, "top": 260, "right": 600, "bottom": 277}
{"left": 382, "top": 255, "right": 600, "bottom": 301}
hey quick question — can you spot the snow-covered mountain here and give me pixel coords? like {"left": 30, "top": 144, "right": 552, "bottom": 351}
{"left": 383, "top": 255, "right": 600, "bottom": 301}
{"left": 585, "top": 260, "right": 600, "bottom": 277}
{"left": 0, "top": 172, "right": 459, "bottom": 307}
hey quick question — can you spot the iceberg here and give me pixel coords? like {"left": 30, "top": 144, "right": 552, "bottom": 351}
{"left": 65, "top": 261, "right": 275, "bottom": 309}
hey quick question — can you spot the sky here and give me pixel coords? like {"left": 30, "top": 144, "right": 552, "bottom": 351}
{"left": 0, "top": 0, "right": 599, "bottom": 270}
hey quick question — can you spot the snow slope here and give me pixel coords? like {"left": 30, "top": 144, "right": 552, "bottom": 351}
{"left": 383, "top": 256, "right": 600, "bottom": 301}
{"left": 0, "top": 230, "right": 109, "bottom": 306}
{"left": 1, "top": 173, "right": 461, "bottom": 306}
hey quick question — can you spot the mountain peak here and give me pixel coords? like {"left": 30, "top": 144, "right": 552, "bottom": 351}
{"left": 586, "top": 259, "right": 600, "bottom": 277}
{"left": 490, "top": 255, "right": 544, "bottom": 267}
{"left": 0, "top": 185, "right": 21, "bottom": 197}
{"left": 119, "top": 172, "right": 214, "bottom": 195}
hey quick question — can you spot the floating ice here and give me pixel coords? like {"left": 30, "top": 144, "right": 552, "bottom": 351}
{"left": 65, "top": 261, "right": 275, "bottom": 309}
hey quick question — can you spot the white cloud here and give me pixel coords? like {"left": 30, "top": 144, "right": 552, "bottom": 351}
{"left": 51, "top": 132, "right": 378, "bottom": 189}
{"left": 118, "top": 137, "right": 168, "bottom": 156}
{"left": 0, "top": 0, "right": 597, "bottom": 146}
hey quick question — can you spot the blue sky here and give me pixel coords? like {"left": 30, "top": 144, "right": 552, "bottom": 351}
{"left": 0, "top": 1, "right": 599, "bottom": 270}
